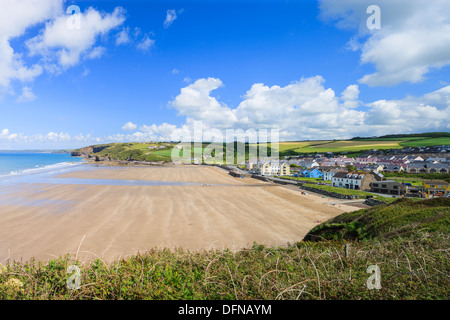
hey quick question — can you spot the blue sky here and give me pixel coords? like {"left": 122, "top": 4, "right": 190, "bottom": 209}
{"left": 1, "top": 0, "right": 450, "bottom": 149}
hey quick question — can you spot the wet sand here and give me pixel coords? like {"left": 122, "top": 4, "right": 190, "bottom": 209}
{"left": 0, "top": 165, "right": 356, "bottom": 263}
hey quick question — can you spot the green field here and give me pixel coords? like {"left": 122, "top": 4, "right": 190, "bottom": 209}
{"left": 399, "top": 137, "right": 450, "bottom": 147}
{"left": 278, "top": 134, "right": 450, "bottom": 156}
{"left": 278, "top": 140, "right": 404, "bottom": 156}
{"left": 277, "top": 140, "right": 331, "bottom": 152}
{"left": 351, "top": 136, "right": 450, "bottom": 147}
{"left": 352, "top": 137, "right": 423, "bottom": 141}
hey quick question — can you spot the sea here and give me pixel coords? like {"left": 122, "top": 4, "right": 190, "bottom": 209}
{"left": 0, "top": 152, "right": 208, "bottom": 189}
{"left": 0, "top": 152, "right": 84, "bottom": 177}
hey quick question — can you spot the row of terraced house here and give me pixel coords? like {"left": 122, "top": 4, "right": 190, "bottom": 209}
{"left": 246, "top": 154, "right": 449, "bottom": 178}
{"left": 285, "top": 155, "right": 450, "bottom": 174}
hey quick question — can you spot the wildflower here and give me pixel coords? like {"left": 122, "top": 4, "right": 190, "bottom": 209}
{"left": 4, "top": 278, "right": 23, "bottom": 291}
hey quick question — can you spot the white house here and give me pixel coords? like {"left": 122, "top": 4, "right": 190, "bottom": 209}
{"left": 322, "top": 168, "right": 340, "bottom": 181}
{"left": 299, "top": 160, "right": 319, "bottom": 169}
{"left": 257, "top": 160, "right": 290, "bottom": 176}
{"left": 331, "top": 172, "right": 377, "bottom": 190}
{"left": 402, "top": 155, "right": 424, "bottom": 163}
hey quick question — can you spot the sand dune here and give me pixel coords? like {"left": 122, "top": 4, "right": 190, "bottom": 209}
{"left": 0, "top": 165, "right": 356, "bottom": 263}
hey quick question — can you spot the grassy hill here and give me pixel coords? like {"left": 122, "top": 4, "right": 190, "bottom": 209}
{"left": 75, "top": 142, "right": 177, "bottom": 162}
{"left": 277, "top": 140, "right": 404, "bottom": 155}
{"left": 351, "top": 132, "right": 450, "bottom": 148}
{"left": 278, "top": 132, "right": 450, "bottom": 157}
{"left": 1, "top": 198, "right": 448, "bottom": 300}
{"left": 354, "top": 132, "right": 450, "bottom": 139}
{"left": 74, "top": 141, "right": 267, "bottom": 164}
{"left": 304, "top": 197, "right": 450, "bottom": 241}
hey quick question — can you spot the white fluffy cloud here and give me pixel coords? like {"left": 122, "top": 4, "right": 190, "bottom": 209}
{"left": 167, "top": 76, "right": 366, "bottom": 140}
{"left": 0, "top": 129, "right": 72, "bottom": 145}
{"left": 26, "top": 6, "right": 125, "bottom": 68}
{"left": 0, "top": 0, "right": 61, "bottom": 89}
{"left": 85, "top": 46, "right": 106, "bottom": 60}
{"left": 0, "top": 1, "right": 126, "bottom": 100}
{"left": 235, "top": 76, "right": 344, "bottom": 129}
{"left": 16, "top": 86, "right": 37, "bottom": 103}
{"left": 320, "top": 0, "right": 450, "bottom": 86}
{"left": 341, "top": 84, "right": 360, "bottom": 109}
{"left": 152, "top": 76, "right": 450, "bottom": 141}
{"left": 122, "top": 122, "right": 137, "bottom": 131}
{"left": 0, "top": 129, "right": 16, "bottom": 141}
{"left": 0, "top": 0, "right": 62, "bottom": 38}
{"left": 115, "top": 27, "right": 130, "bottom": 45}
{"left": 163, "top": 9, "right": 178, "bottom": 29}
{"left": 140, "top": 123, "right": 190, "bottom": 141}
{"left": 171, "top": 77, "right": 238, "bottom": 128}
{"left": 45, "top": 131, "right": 71, "bottom": 142}
{"left": 366, "top": 85, "right": 450, "bottom": 134}
{"left": 136, "top": 35, "right": 155, "bottom": 52}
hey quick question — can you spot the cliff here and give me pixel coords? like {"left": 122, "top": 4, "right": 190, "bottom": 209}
{"left": 71, "top": 142, "right": 173, "bottom": 164}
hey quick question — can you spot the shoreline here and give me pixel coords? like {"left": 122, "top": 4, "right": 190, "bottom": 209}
{"left": 0, "top": 154, "right": 84, "bottom": 178}
{"left": 0, "top": 164, "right": 357, "bottom": 264}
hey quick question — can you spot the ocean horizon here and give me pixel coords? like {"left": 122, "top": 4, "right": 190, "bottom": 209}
{"left": 0, "top": 152, "right": 84, "bottom": 177}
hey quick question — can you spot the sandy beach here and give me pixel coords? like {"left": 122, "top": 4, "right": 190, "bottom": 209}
{"left": 0, "top": 165, "right": 356, "bottom": 263}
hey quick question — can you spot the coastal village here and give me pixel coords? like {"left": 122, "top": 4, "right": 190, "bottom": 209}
{"left": 243, "top": 144, "right": 450, "bottom": 198}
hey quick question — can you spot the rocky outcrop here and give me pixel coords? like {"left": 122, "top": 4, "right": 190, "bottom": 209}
{"left": 94, "top": 155, "right": 111, "bottom": 162}
{"left": 71, "top": 145, "right": 112, "bottom": 160}
{"left": 73, "top": 146, "right": 94, "bottom": 158}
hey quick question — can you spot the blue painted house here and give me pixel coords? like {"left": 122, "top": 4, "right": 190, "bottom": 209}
{"left": 305, "top": 168, "right": 323, "bottom": 178}
{"left": 300, "top": 169, "right": 309, "bottom": 177}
